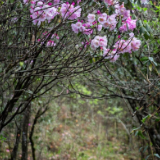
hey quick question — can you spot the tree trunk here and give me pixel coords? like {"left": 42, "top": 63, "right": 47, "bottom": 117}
{"left": 21, "top": 104, "right": 31, "bottom": 160}
{"left": 11, "top": 121, "right": 22, "bottom": 160}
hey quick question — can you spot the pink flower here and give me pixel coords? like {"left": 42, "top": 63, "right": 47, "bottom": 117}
{"left": 131, "top": 38, "right": 141, "bottom": 51}
{"left": 23, "top": 0, "right": 28, "bottom": 4}
{"left": 110, "top": 53, "right": 119, "bottom": 62}
{"left": 83, "top": 28, "right": 93, "bottom": 35}
{"left": 77, "top": 0, "right": 81, "bottom": 4}
{"left": 47, "top": 40, "right": 56, "bottom": 47}
{"left": 30, "top": 2, "right": 58, "bottom": 26}
{"left": 37, "top": 1, "right": 43, "bottom": 6}
{"left": 53, "top": 0, "right": 60, "bottom": 5}
{"left": 103, "top": 48, "right": 110, "bottom": 57}
{"left": 76, "top": 22, "right": 83, "bottom": 28}
{"left": 104, "top": 0, "right": 114, "bottom": 5}
{"left": 97, "top": 10, "right": 101, "bottom": 14}
{"left": 103, "top": 48, "right": 119, "bottom": 62}
{"left": 119, "top": 17, "right": 136, "bottom": 32}
{"left": 91, "top": 39, "right": 99, "bottom": 50}
{"left": 91, "top": 36, "right": 107, "bottom": 50}
{"left": 103, "top": 14, "right": 117, "bottom": 30}
{"left": 115, "top": 4, "right": 130, "bottom": 20}
{"left": 60, "top": 3, "right": 81, "bottom": 20}
{"left": 97, "top": 24, "right": 102, "bottom": 31}
{"left": 98, "top": 13, "right": 107, "bottom": 24}
{"left": 71, "top": 22, "right": 83, "bottom": 33}
{"left": 87, "top": 14, "right": 96, "bottom": 23}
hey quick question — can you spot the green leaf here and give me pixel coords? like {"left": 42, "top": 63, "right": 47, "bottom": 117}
{"left": 136, "top": 20, "right": 143, "bottom": 27}
{"left": 140, "top": 57, "right": 148, "bottom": 62}
{"left": 124, "top": 0, "right": 133, "bottom": 10}
{"left": 108, "top": 6, "right": 115, "bottom": 15}
{"left": 117, "top": 18, "right": 122, "bottom": 28}
{"left": 149, "top": 64, "right": 152, "bottom": 71}
{"left": 140, "top": 27, "right": 147, "bottom": 34}
{"left": 141, "top": 115, "right": 151, "bottom": 123}
{"left": 154, "top": 154, "right": 160, "bottom": 158}
{"left": 38, "top": 100, "right": 43, "bottom": 104}
{"left": 149, "top": 57, "right": 157, "bottom": 66}
{"left": 19, "top": 62, "right": 24, "bottom": 67}
{"left": 143, "top": 8, "right": 148, "bottom": 12}
{"left": 155, "top": 118, "right": 160, "bottom": 122}
{"left": 144, "top": 31, "right": 150, "bottom": 40}
{"left": 135, "top": 130, "right": 146, "bottom": 139}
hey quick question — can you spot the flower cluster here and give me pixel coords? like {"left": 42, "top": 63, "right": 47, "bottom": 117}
{"left": 25, "top": 0, "right": 142, "bottom": 62}
{"left": 103, "top": 33, "right": 141, "bottom": 62}
{"left": 98, "top": 13, "right": 117, "bottom": 31}
{"left": 71, "top": 21, "right": 93, "bottom": 35}
{"left": 71, "top": 1, "right": 136, "bottom": 34}
{"left": 119, "top": 17, "right": 136, "bottom": 32}
{"left": 104, "top": 0, "right": 116, "bottom": 5}
{"left": 60, "top": 2, "right": 81, "bottom": 20}
{"left": 91, "top": 36, "right": 107, "bottom": 50}
{"left": 29, "top": 0, "right": 81, "bottom": 25}
{"left": 37, "top": 32, "right": 59, "bottom": 47}
{"left": 30, "top": 0, "right": 59, "bottom": 25}
{"left": 115, "top": 3, "right": 130, "bottom": 20}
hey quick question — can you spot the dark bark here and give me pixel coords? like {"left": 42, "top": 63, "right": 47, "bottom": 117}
{"left": 21, "top": 104, "right": 31, "bottom": 160}
{"left": 11, "top": 121, "right": 22, "bottom": 160}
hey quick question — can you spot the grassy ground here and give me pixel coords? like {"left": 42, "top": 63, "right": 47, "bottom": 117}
{"left": 32, "top": 110, "right": 141, "bottom": 160}
{"left": 0, "top": 104, "right": 141, "bottom": 160}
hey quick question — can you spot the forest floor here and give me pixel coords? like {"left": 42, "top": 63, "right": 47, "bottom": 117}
{"left": 1, "top": 105, "right": 141, "bottom": 160}
{"left": 31, "top": 107, "right": 141, "bottom": 160}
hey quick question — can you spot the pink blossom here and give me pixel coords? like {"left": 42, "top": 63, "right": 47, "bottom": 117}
{"left": 98, "top": 13, "right": 107, "bottom": 24}
{"left": 77, "top": 0, "right": 81, "bottom": 5}
{"left": 71, "top": 24, "right": 79, "bottom": 33}
{"left": 91, "top": 36, "right": 107, "bottom": 50}
{"left": 103, "top": 14, "right": 117, "bottom": 30}
{"left": 103, "top": 48, "right": 110, "bottom": 57}
{"left": 91, "top": 39, "right": 99, "bottom": 50}
{"left": 119, "top": 17, "right": 136, "bottom": 32}
{"left": 103, "top": 48, "right": 119, "bottom": 62}
{"left": 114, "top": 40, "right": 129, "bottom": 53}
{"left": 110, "top": 53, "right": 119, "bottom": 62}
{"left": 104, "top": 0, "right": 114, "bottom": 5}
{"left": 115, "top": 4, "right": 130, "bottom": 20}
{"left": 37, "top": 1, "right": 43, "bottom": 6}
{"left": 87, "top": 14, "right": 96, "bottom": 23}
{"left": 83, "top": 28, "right": 93, "bottom": 35}
{"left": 97, "top": 10, "right": 101, "bottom": 14}
{"left": 131, "top": 38, "right": 141, "bottom": 51}
{"left": 97, "top": 24, "right": 102, "bottom": 31}
{"left": 60, "top": 3, "right": 81, "bottom": 20}
{"left": 47, "top": 40, "right": 56, "bottom": 47}
{"left": 53, "top": 0, "right": 60, "bottom": 5}
{"left": 30, "top": 3, "right": 58, "bottom": 25}
{"left": 23, "top": 0, "right": 28, "bottom": 4}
